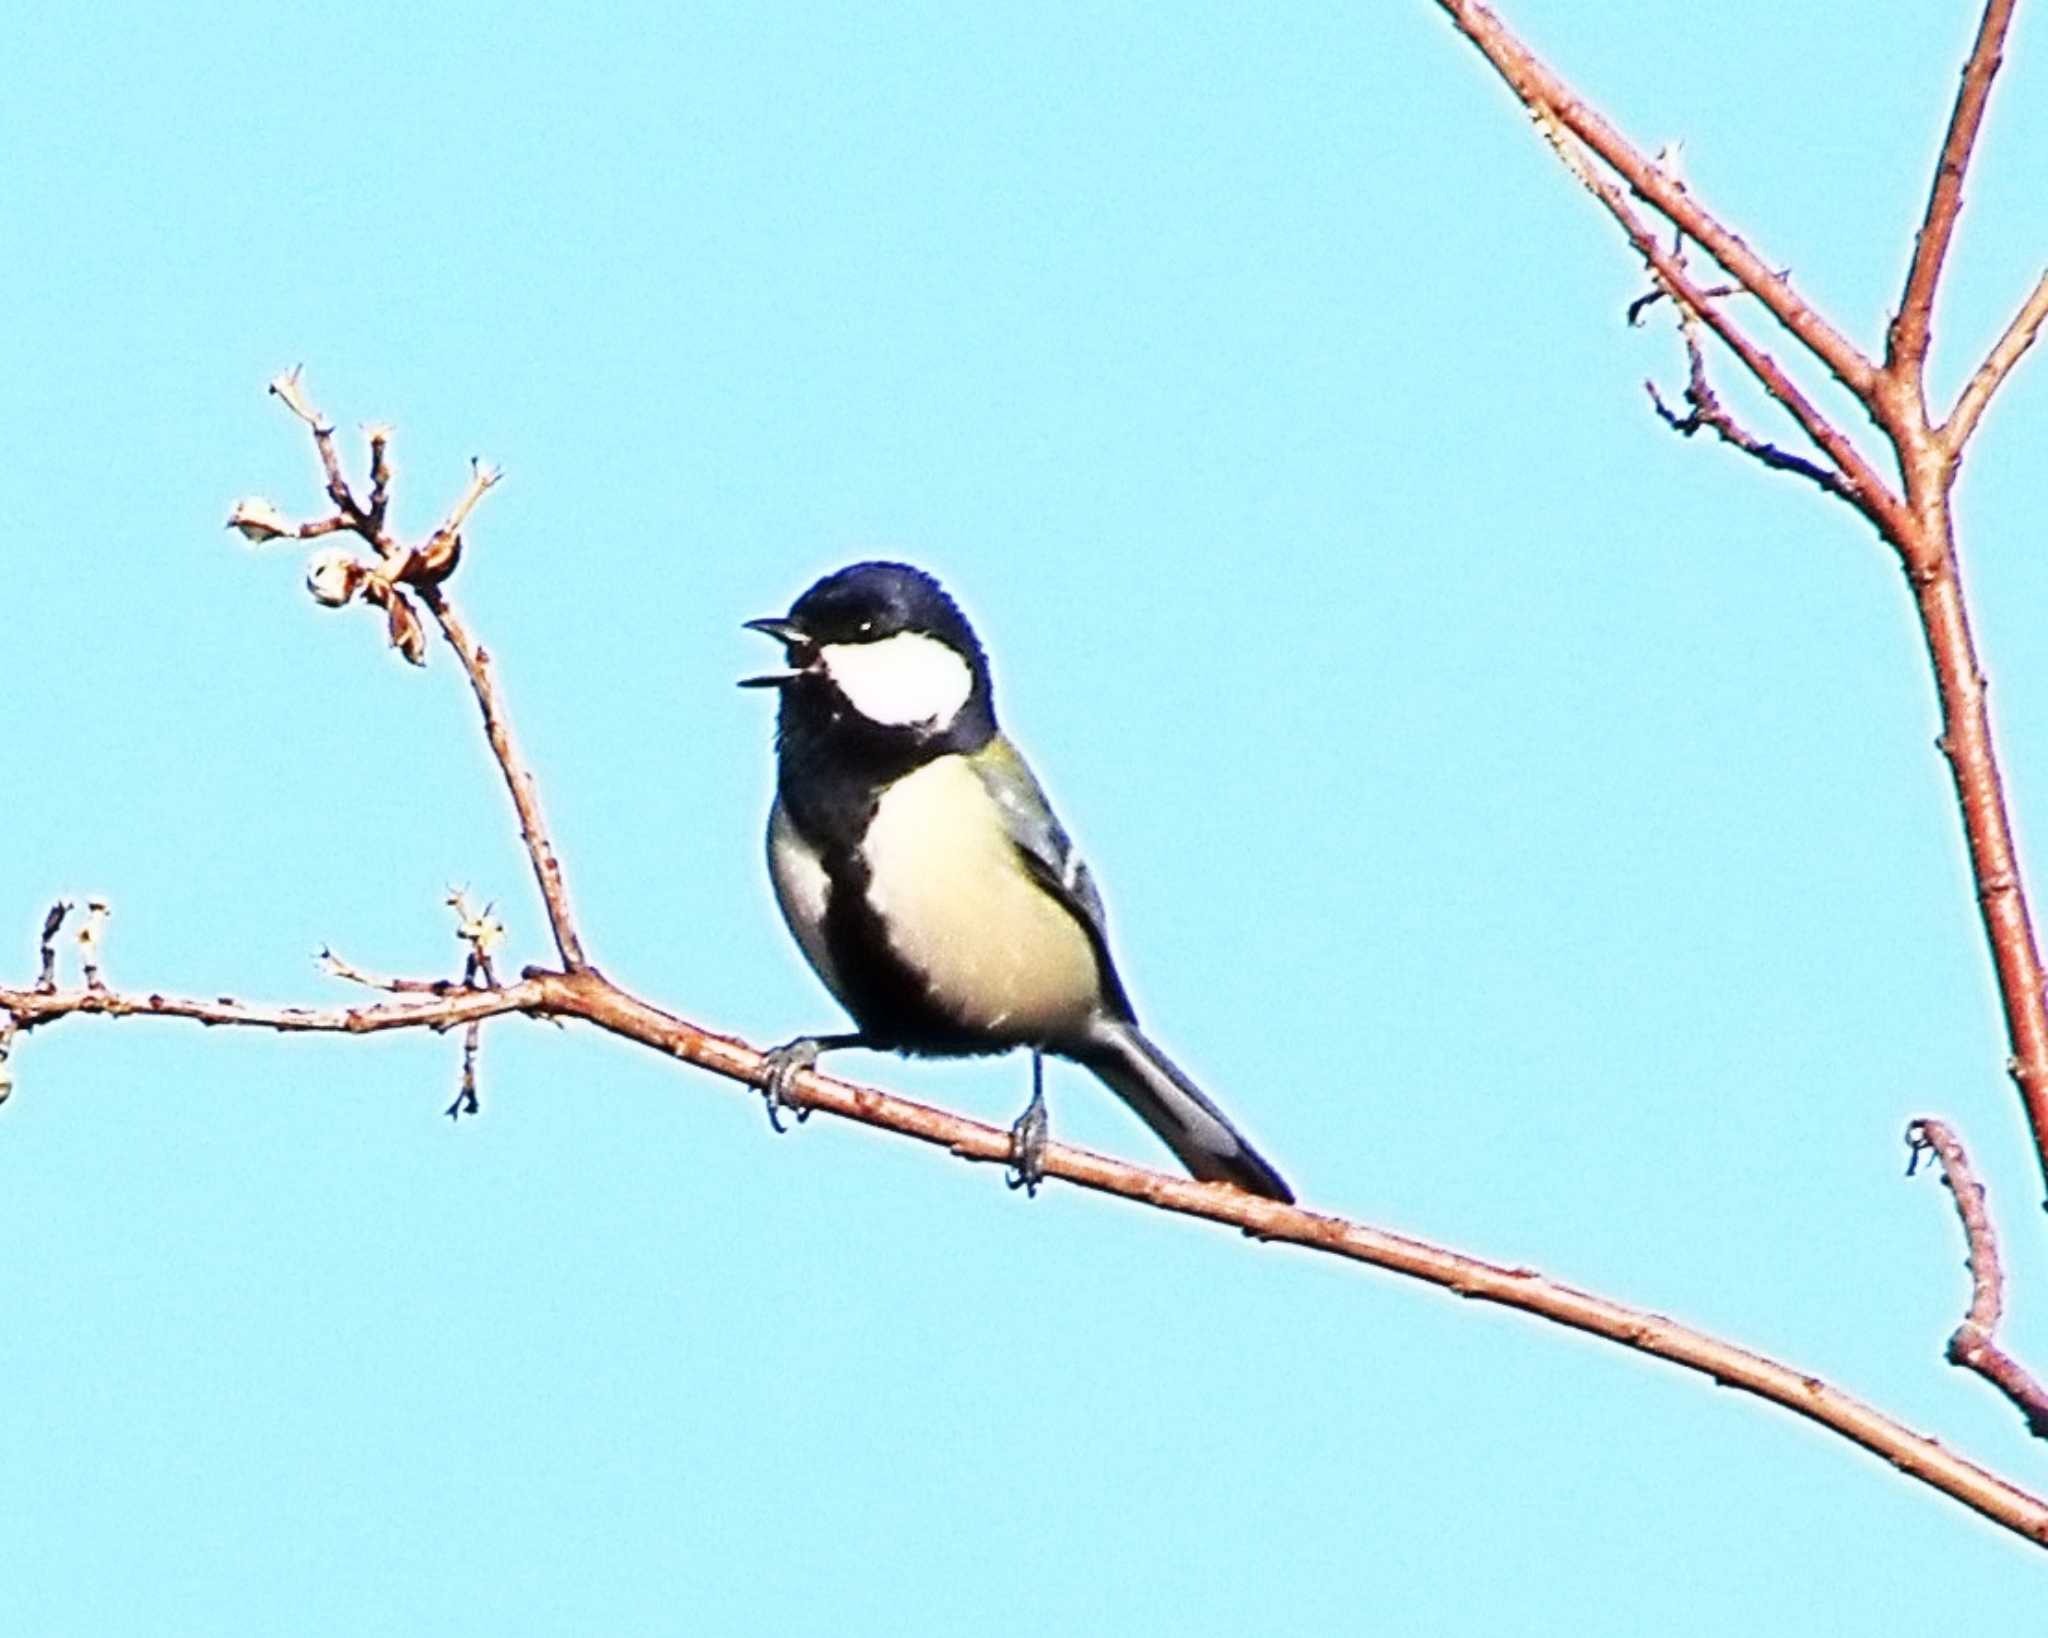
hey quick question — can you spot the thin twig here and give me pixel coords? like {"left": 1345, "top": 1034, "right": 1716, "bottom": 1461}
{"left": 251, "top": 375, "right": 590, "bottom": 974}
{"left": 1438, "top": 0, "right": 1880, "bottom": 404}
{"left": 35, "top": 901, "right": 70, "bottom": 992}
{"left": 416, "top": 587, "right": 588, "bottom": 971}
{"left": 1525, "top": 107, "right": 1904, "bottom": 539}
{"left": 1908, "top": 1119, "right": 2048, "bottom": 1438}
{"left": 366, "top": 424, "right": 394, "bottom": 532}
{"left": 1626, "top": 280, "right": 1745, "bottom": 328}
{"left": 1941, "top": 269, "right": 2048, "bottom": 456}
{"left": 449, "top": 1022, "right": 482, "bottom": 1119}
{"left": 1646, "top": 307, "right": 1857, "bottom": 502}
{"left": 270, "top": 367, "right": 369, "bottom": 539}
{"left": 0, "top": 976, "right": 537, "bottom": 1037}
{"left": 320, "top": 947, "right": 459, "bottom": 995}
{"left": 1887, "top": 0, "right": 2020, "bottom": 379}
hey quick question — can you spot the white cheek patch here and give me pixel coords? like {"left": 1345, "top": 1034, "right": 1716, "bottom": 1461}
{"left": 822, "top": 631, "right": 974, "bottom": 729}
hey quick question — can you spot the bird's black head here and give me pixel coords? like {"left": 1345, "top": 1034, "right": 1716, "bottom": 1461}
{"left": 743, "top": 562, "right": 998, "bottom": 767}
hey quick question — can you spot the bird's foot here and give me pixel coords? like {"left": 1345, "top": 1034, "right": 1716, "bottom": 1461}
{"left": 1006, "top": 1082, "right": 1049, "bottom": 1197}
{"left": 756, "top": 1038, "right": 821, "bottom": 1132}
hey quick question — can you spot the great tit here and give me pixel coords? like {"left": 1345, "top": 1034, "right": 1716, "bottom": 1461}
{"left": 741, "top": 560, "right": 1293, "bottom": 1202}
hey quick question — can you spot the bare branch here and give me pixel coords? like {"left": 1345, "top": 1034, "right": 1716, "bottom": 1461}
{"left": 270, "top": 366, "right": 368, "bottom": 537}
{"left": 464, "top": 966, "right": 2048, "bottom": 1552}
{"left": 1908, "top": 1119, "right": 2048, "bottom": 1438}
{"left": 8, "top": 946, "right": 2045, "bottom": 1547}
{"left": 0, "top": 976, "right": 538, "bottom": 1038}
{"left": 248, "top": 375, "right": 591, "bottom": 974}
{"left": 1524, "top": 108, "right": 1904, "bottom": 539}
{"left": 1442, "top": 0, "right": 2048, "bottom": 1209}
{"left": 417, "top": 586, "right": 589, "bottom": 971}
{"left": 1437, "top": 0, "right": 1880, "bottom": 403}
{"left": 1888, "top": 0, "right": 2021, "bottom": 379}
{"left": 1941, "top": 269, "right": 2048, "bottom": 456}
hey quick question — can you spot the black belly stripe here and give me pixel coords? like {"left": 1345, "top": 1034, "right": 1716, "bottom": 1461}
{"left": 776, "top": 685, "right": 1086, "bottom": 1058}
{"left": 817, "top": 838, "right": 1008, "bottom": 1057}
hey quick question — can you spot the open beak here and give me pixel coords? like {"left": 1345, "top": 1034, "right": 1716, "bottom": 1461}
{"left": 739, "top": 616, "right": 817, "bottom": 688}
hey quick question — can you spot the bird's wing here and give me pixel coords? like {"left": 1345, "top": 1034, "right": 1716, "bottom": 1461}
{"left": 967, "top": 736, "right": 1136, "bottom": 1020}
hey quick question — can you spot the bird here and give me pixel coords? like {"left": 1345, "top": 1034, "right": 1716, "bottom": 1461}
{"left": 740, "top": 560, "right": 1293, "bottom": 1202}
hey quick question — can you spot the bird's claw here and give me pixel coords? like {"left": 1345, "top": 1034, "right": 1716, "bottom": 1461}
{"left": 756, "top": 1039, "right": 820, "bottom": 1132}
{"left": 1007, "top": 1088, "right": 1049, "bottom": 1196}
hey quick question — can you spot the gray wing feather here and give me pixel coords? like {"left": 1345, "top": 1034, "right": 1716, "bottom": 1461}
{"left": 968, "top": 739, "right": 1129, "bottom": 1014}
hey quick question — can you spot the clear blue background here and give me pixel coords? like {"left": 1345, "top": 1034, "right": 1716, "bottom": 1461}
{"left": 5, "top": 2, "right": 2046, "bottom": 1629}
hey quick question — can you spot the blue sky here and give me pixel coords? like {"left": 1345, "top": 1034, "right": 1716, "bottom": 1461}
{"left": 5, "top": 2, "right": 2047, "bottom": 1629}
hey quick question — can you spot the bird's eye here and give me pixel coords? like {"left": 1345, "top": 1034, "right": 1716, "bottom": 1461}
{"left": 856, "top": 619, "right": 876, "bottom": 638}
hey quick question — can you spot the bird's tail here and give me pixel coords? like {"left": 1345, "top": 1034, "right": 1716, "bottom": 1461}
{"left": 1075, "top": 1019, "right": 1294, "bottom": 1202}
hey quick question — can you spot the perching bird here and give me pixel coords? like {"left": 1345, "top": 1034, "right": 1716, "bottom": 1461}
{"left": 741, "top": 561, "right": 1292, "bottom": 1201}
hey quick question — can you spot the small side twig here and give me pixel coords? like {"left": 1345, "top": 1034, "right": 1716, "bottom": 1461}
{"left": 319, "top": 947, "right": 458, "bottom": 995}
{"left": 1907, "top": 1118, "right": 2048, "bottom": 1439}
{"left": 0, "top": 976, "right": 537, "bottom": 1039}
{"left": 1625, "top": 279, "right": 1745, "bottom": 328}
{"left": 1940, "top": 269, "right": 2048, "bottom": 456}
{"left": 446, "top": 890, "right": 503, "bottom": 1119}
{"left": 1646, "top": 308, "right": 1856, "bottom": 502}
{"left": 449, "top": 1023, "right": 483, "bottom": 1120}
{"left": 1524, "top": 104, "right": 1903, "bottom": 540}
{"left": 366, "top": 424, "right": 394, "bottom": 532}
{"left": 1440, "top": 0, "right": 1879, "bottom": 403}
{"left": 35, "top": 901, "right": 71, "bottom": 992}
{"left": 270, "top": 367, "right": 369, "bottom": 540}
{"left": 243, "top": 372, "right": 590, "bottom": 974}
{"left": 417, "top": 588, "right": 588, "bottom": 972}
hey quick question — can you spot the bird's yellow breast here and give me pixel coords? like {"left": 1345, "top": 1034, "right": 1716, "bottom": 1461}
{"left": 861, "top": 755, "right": 1103, "bottom": 1042}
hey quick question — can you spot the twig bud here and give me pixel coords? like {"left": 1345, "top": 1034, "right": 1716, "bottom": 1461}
{"left": 268, "top": 365, "right": 326, "bottom": 430}
{"left": 226, "top": 497, "right": 293, "bottom": 543}
{"left": 306, "top": 548, "right": 366, "bottom": 607}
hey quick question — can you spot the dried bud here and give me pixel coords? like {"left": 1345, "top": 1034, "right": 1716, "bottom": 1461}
{"left": 306, "top": 549, "right": 365, "bottom": 607}
{"left": 268, "top": 364, "right": 324, "bottom": 428}
{"left": 460, "top": 909, "right": 506, "bottom": 960}
{"left": 385, "top": 587, "right": 428, "bottom": 665}
{"left": 78, "top": 899, "right": 110, "bottom": 990}
{"left": 416, "top": 529, "right": 463, "bottom": 585}
{"left": 227, "top": 497, "right": 293, "bottom": 543}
